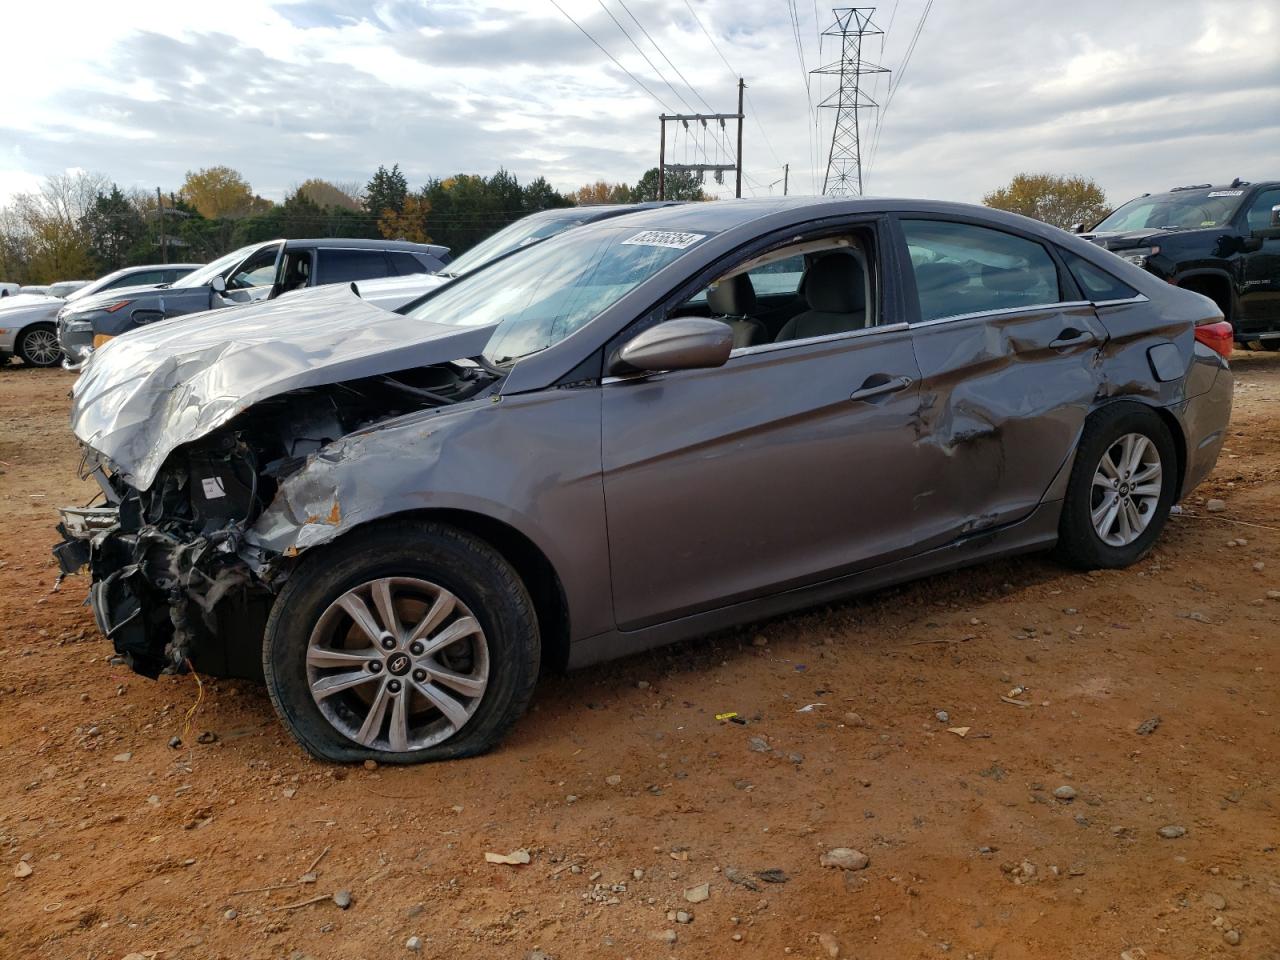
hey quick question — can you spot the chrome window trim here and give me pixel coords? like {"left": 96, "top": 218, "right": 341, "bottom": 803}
{"left": 602, "top": 322, "right": 911, "bottom": 384}
{"left": 729, "top": 321, "right": 909, "bottom": 357}
{"left": 1092, "top": 293, "right": 1151, "bottom": 308}
{"left": 911, "top": 300, "right": 1092, "bottom": 329}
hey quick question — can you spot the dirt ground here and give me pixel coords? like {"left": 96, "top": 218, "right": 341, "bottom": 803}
{"left": 0, "top": 354, "right": 1276, "bottom": 960}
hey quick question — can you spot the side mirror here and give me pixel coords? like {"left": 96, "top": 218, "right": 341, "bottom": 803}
{"left": 210, "top": 275, "right": 226, "bottom": 293}
{"left": 1070, "top": 222, "right": 1085, "bottom": 234}
{"left": 611, "top": 317, "right": 734, "bottom": 376}
{"left": 1251, "top": 205, "right": 1280, "bottom": 242}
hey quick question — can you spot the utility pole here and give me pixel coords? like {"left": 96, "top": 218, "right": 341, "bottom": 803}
{"left": 783, "top": 163, "right": 789, "bottom": 196}
{"left": 811, "top": 8, "right": 889, "bottom": 197}
{"left": 735, "top": 78, "right": 744, "bottom": 200}
{"left": 657, "top": 80, "right": 744, "bottom": 200}
{"left": 156, "top": 187, "right": 167, "bottom": 264}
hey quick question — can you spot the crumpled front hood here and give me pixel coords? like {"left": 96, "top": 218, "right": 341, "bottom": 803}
{"left": 70, "top": 284, "right": 496, "bottom": 490}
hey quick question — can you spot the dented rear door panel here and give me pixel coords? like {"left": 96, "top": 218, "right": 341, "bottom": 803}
{"left": 908, "top": 302, "right": 1107, "bottom": 541}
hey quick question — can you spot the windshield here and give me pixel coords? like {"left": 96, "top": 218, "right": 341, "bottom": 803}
{"left": 444, "top": 214, "right": 585, "bottom": 278}
{"left": 48, "top": 282, "right": 86, "bottom": 298}
{"left": 172, "top": 244, "right": 265, "bottom": 288}
{"left": 406, "top": 224, "right": 710, "bottom": 364}
{"left": 1094, "top": 189, "right": 1245, "bottom": 232}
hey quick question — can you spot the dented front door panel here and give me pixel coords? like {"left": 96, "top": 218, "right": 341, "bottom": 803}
{"left": 908, "top": 303, "right": 1107, "bottom": 541}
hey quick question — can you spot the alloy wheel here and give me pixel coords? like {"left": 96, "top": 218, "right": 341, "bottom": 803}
{"left": 22, "top": 328, "right": 61, "bottom": 365}
{"left": 1090, "top": 432, "right": 1163, "bottom": 547}
{"left": 306, "top": 577, "right": 490, "bottom": 752}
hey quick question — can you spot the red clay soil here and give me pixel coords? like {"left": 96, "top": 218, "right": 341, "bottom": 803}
{"left": 0, "top": 355, "right": 1276, "bottom": 960}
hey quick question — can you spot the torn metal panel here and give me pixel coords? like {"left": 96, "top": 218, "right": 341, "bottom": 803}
{"left": 69, "top": 284, "right": 496, "bottom": 490}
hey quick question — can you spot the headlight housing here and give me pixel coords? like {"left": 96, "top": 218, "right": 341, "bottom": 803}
{"left": 1116, "top": 245, "right": 1159, "bottom": 267}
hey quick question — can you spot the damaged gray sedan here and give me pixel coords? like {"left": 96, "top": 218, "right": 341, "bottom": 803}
{"left": 55, "top": 197, "right": 1233, "bottom": 763}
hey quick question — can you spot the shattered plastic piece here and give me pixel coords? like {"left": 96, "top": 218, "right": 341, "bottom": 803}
{"left": 796, "top": 703, "right": 826, "bottom": 713}
{"left": 484, "top": 849, "right": 531, "bottom": 866}
{"left": 715, "top": 711, "right": 739, "bottom": 722}
{"left": 947, "top": 726, "right": 971, "bottom": 738}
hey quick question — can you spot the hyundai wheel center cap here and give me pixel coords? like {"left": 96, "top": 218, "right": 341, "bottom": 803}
{"left": 387, "top": 653, "right": 412, "bottom": 676}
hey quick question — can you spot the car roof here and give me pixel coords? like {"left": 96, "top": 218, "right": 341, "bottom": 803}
{"left": 282, "top": 238, "right": 446, "bottom": 253}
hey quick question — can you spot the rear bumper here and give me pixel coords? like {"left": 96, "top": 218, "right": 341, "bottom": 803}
{"left": 1176, "top": 357, "right": 1233, "bottom": 497}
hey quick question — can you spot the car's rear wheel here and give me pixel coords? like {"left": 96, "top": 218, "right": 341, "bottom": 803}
{"left": 16, "top": 324, "right": 62, "bottom": 367}
{"left": 1055, "top": 403, "right": 1177, "bottom": 569}
{"left": 263, "top": 521, "right": 540, "bottom": 763}
{"left": 1263, "top": 340, "right": 1280, "bottom": 352}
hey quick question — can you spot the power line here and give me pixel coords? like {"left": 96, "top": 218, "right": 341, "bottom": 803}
{"left": 866, "top": 0, "right": 932, "bottom": 187}
{"left": 547, "top": 0, "right": 673, "bottom": 113}
{"left": 595, "top": 0, "right": 697, "bottom": 114}
{"left": 614, "top": 0, "right": 716, "bottom": 113}
{"left": 785, "top": 0, "right": 817, "bottom": 193}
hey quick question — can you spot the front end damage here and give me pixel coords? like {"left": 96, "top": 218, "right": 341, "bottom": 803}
{"left": 55, "top": 364, "right": 500, "bottom": 680}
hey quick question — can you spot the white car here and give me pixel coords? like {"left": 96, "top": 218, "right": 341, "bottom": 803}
{"left": 0, "top": 264, "right": 199, "bottom": 367}
{"left": 0, "top": 282, "right": 19, "bottom": 298}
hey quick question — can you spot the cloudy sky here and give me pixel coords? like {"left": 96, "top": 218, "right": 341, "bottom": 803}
{"left": 2, "top": 0, "right": 1277, "bottom": 209}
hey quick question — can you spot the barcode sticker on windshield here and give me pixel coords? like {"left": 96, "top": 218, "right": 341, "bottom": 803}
{"left": 1207, "top": 190, "right": 1243, "bottom": 197}
{"left": 622, "top": 231, "right": 706, "bottom": 249}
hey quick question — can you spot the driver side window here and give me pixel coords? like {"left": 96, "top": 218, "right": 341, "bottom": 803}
{"left": 227, "top": 246, "right": 281, "bottom": 290}
{"left": 672, "top": 231, "right": 880, "bottom": 349}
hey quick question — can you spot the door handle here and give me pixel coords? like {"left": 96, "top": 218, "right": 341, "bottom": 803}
{"left": 850, "top": 375, "right": 913, "bottom": 402}
{"left": 1050, "top": 329, "right": 1097, "bottom": 349}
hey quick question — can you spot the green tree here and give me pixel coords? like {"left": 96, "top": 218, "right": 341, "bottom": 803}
{"left": 81, "top": 185, "right": 145, "bottom": 271}
{"left": 523, "top": 176, "right": 574, "bottom": 212}
{"left": 630, "top": 167, "right": 709, "bottom": 202}
{"left": 982, "top": 173, "right": 1109, "bottom": 230}
{"left": 180, "top": 166, "right": 270, "bottom": 219}
{"left": 364, "top": 164, "right": 409, "bottom": 217}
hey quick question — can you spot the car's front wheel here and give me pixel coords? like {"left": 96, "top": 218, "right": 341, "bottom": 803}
{"left": 1055, "top": 403, "right": 1178, "bottom": 569}
{"left": 263, "top": 521, "right": 540, "bottom": 763}
{"left": 16, "top": 323, "right": 63, "bottom": 367}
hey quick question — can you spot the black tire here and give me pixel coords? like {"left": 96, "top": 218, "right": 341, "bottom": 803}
{"left": 263, "top": 520, "right": 540, "bottom": 763}
{"left": 1054, "top": 402, "right": 1178, "bottom": 570}
{"left": 16, "top": 323, "right": 62, "bottom": 367}
{"left": 1263, "top": 340, "right": 1280, "bottom": 352}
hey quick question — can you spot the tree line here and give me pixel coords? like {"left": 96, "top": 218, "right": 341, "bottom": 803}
{"left": 0, "top": 163, "right": 1109, "bottom": 285}
{"left": 0, "top": 164, "right": 710, "bottom": 285}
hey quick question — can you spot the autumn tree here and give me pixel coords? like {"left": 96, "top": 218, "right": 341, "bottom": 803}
{"left": 982, "top": 173, "right": 1109, "bottom": 230}
{"left": 180, "top": 166, "right": 270, "bottom": 219}
{"left": 295, "top": 178, "right": 362, "bottom": 212}
{"left": 574, "top": 180, "right": 631, "bottom": 205}
{"left": 378, "top": 194, "right": 432, "bottom": 243}
{"left": 3, "top": 171, "right": 107, "bottom": 282}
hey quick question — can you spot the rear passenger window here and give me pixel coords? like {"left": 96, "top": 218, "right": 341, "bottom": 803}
{"left": 315, "top": 249, "right": 393, "bottom": 285}
{"left": 1060, "top": 250, "right": 1138, "bottom": 302}
{"left": 901, "top": 219, "right": 1061, "bottom": 323}
{"left": 388, "top": 251, "right": 429, "bottom": 276}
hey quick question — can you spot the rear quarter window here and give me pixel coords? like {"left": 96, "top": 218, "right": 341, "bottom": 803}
{"left": 901, "top": 219, "right": 1061, "bottom": 322}
{"left": 1060, "top": 250, "right": 1138, "bottom": 302}
{"left": 315, "top": 249, "right": 394, "bottom": 285}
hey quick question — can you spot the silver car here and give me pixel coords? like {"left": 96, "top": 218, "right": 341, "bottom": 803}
{"left": 1, "top": 265, "right": 198, "bottom": 367}
{"left": 56, "top": 197, "right": 1232, "bottom": 764}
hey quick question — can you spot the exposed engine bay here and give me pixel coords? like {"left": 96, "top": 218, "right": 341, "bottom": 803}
{"left": 54, "top": 362, "right": 501, "bottom": 679}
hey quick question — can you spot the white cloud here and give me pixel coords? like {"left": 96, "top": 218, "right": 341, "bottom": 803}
{"left": 0, "top": 0, "right": 1276, "bottom": 207}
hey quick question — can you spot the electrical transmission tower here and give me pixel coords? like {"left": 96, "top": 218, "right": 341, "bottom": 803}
{"left": 811, "top": 8, "right": 888, "bottom": 197}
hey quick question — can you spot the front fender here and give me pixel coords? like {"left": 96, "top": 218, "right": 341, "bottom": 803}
{"left": 242, "top": 388, "right": 613, "bottom": 641}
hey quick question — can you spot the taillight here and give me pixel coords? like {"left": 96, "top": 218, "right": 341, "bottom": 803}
{"left": 1194, "top": 320, "right": 1233, "bottom": 359}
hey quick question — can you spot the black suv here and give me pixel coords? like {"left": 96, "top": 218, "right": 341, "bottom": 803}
{"left": 1079, "top": 179, "right": 1280, "bottom": 349}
